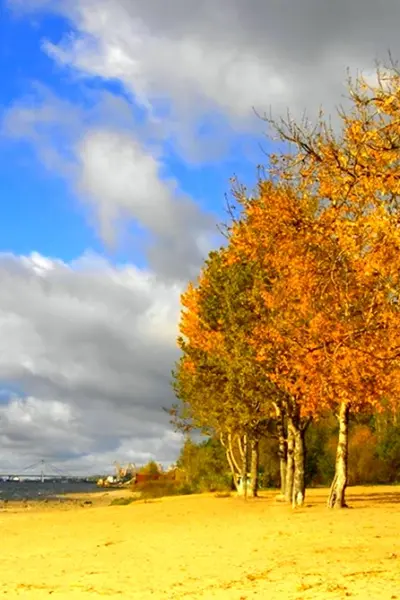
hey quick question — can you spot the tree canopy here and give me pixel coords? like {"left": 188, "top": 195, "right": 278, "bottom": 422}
{"left": 171, "top": 62, "right": 400, "bottom": 509}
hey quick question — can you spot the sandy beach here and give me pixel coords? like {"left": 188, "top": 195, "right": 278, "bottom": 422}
{"left": 1, "top": 486, "right": 400, "bottom": 599}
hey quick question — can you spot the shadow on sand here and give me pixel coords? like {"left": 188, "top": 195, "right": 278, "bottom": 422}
{"left": 346, "top": 491, "right": 400, "bottom": 505}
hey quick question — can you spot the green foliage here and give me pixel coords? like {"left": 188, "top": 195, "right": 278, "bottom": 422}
{"left": 258, "top": 436, "right": 280, "bottom": 488}
{"left": 109, "top": 496, "right": 137, "bottom": 506}
{"left": 138, "top": 460, "right": 162, "bottom": 476}
{"left": 304, "top": 417, "right": 336, "bottom": 486}
{"left": 197, "top": 250, "right": 277, "bottom": 437}
{"left": 171, "top": 409, "right": 400, "bottom": 490}
{"left": 303, "top": 416, "right": 400, "bottom": 487}
{"left": 136, "top": 479, "right": 196, "bottom": 499}
{"left": 375, "top": 423, "right": 400, "bottom": 483}
{"left": 176, "top": 436, "right": 233, "bottom": 492}
{"left": 172, "top": 247, "right": 277, "bottom": 450}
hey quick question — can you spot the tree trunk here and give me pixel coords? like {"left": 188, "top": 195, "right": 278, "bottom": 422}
{"left": 275, "top": 404, "right": 287, "bottom": 496}
{"left": 286, "top": 409, "right": 309, "bottom": 508}
{"left": 328, "top": 402, "right": 350, "bottom": 509}
{"left": 292, "top": 425, "right": 306, "bottom": 508}
{"left": 280, "top": 453, "right": 287, "bottom": 496}
{"left": 248, "top": 439, "right": 259, "bottom": 497}
{"left": 220, "top": 432, "right": 241, "bottom": 493}
{"left": 221, "top": 432, "right": 249, "bottom": 497}
{"left": 225, "top": 448, "right": 240, "bottom": 493}
{"left": 284, "top": 425, "right": 294, "bottom": 502}
{"left": 241, "top": 434, "right": 248, "bottom": 500}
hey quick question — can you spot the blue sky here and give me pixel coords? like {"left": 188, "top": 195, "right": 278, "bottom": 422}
{"left": 0, "top": 0, "right": 264, "bottom": 472}
{"left": 0, "top": 5, "right": 101, "bottom": 260}
{"left": 1, "top": 0, "right": 396, "bottom": 473}
{"left": 0, "top": 1, "right": 259, "bottom": 268}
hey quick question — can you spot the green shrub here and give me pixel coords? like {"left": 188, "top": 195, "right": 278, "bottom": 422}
{"left": 176, "top": 436, "right": 232, "bottom": 492}
{"left": 109, "top": 496, "right": 137, "bottom": 506}
{"left": 137, "top": 460, "right": 162, "bottom": 476}
{"left": 135, "top": 479, "right": 196, "bottom": 499}
{"left": 177, "top": 483, "right": 196, "bottom": 495}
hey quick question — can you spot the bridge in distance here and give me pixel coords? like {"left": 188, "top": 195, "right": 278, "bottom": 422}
{"left": 0, "top": 474, "right": 90, "bottom": 480}
{"left": 0, "top": 459, "right": 95, "bottom": 482}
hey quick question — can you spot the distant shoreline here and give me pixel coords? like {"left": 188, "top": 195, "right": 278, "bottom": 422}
{"left": 0, "top": 485, "right": 135, "bottom": 512}
{"left": 0, "top": 479, "right": 103, "bottom": 504}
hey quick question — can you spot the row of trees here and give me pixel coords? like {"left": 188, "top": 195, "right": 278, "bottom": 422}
{"left": 176, "top": 411, "right": 400, "bottom": 493}
{"left": 170, "top": 62, "right": 400, "bottom": 508}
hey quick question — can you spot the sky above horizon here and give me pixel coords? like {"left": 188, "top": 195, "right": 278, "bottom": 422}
{"left": 1, "top": 0, "right": 399, "bottom": 475}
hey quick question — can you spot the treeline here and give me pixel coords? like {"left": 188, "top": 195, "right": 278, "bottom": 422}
{"left": 176, "top": 411, "right": 400, "bottom": 493}
{"left": 169, "top": 62, "right": 400, "bottom": 509}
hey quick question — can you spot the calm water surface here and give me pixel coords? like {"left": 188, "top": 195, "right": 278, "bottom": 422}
{"left": 0, "top": 480, "right": 101, "bottom": 501}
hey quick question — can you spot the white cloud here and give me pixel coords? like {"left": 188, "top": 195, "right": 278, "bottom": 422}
{"left": 43, "top": 5, "right": 288, "bottom": 123}
{"left": 2, "top": 90, "right": 217, "bottom": 279}
{"left": 23, "top": 0, "right": 400, "bottom": 133}
{"left": 77, "top": 128, "right": 215, "bottom": 279}
{"left": 5, "top": 0, "right": 400, "bottom": 474}
{"left": 0, "top": 251, "right": 184, "bottom": 474}
{"left": 78, "top": 129, "right": 173, "bottom": 238}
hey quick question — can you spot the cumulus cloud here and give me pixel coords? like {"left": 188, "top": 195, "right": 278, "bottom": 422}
{"left": 43, "top": 5, "right": 285, "bottom": 123}
{"left": 0, "top": 251, "right": 184, "bottom": 474}
{"left": 5, "top": 0, "right": 400, "bottom": 473}
{"left": 21, "top": 0, "right": 400, "bottom": 131}
{"left": 78, "top": 128, "right": 215, "bottom": 278}
{"left": 3, "top": 90, "right": 217, "bottom": 279}
{"left": 2, "top": 84, "right": 82, "bottom": 177}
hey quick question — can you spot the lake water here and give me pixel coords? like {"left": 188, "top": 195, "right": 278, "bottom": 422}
{"left": 0, "top": 480, "right": 101, "bottom": 501}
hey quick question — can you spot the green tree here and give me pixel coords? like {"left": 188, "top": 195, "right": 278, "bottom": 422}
{"left": 172, "top": 247, "right": 277, "bottom": 497}
{"left": 176, "top": 436, "right": 232, "bottom": 492}
{"left": 138, "top": 461, "right": 162, "bottom": 476}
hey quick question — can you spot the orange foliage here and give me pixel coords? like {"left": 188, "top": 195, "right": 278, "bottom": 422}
{"left": 229, "top": 174, "right": 400, "bottom": 419}
{"left": 225, "top": 65, "right": 400, "bottom": 421}
{"left": 175, "top": 64, "right": 400, "bottom": 459}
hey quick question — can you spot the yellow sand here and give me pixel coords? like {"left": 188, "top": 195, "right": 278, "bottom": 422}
{"left": 1, "top": 486, "right": 400, "bottom": 599}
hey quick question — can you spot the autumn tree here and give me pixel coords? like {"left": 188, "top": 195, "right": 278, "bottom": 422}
{"left": 172, "top": 62, "right": 400, "bottom": 510}
{"left": 228, "top": 181, "right": 325, "bottom": 507}
{"left": 250, "top": 61, "right": 400, "bottom": 507}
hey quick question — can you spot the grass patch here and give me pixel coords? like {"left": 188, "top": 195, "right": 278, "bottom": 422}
{"left": 135, "top": 480, "right": 196, "bottom": 499}
{"left": 109, "top": 497, "right": 138, "bottom": 506}
{"left": 214, "top": 491, "right": 231, "bottom": 498}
